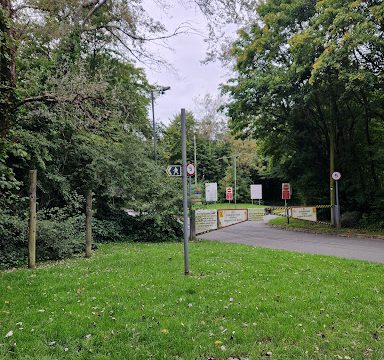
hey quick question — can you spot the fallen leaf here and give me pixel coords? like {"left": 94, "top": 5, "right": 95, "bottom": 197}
{"left": 5, "top": 331, "right": 13, "bottom": 338}
{"left": 161, "top": 328, "right": 169, "bottom": 334}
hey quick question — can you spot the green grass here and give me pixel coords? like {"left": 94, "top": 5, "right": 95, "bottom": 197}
{"left": 269, "top": 217, "right": 384, "bottom": 238}
{"left": 194, "top": 203, "right": 265, "bottom": 210}
{"left": 1, "top": 241, "right": 384, "bottom": 359}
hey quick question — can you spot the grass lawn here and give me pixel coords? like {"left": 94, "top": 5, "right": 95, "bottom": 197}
{"left": 1, "top": 241, "right": 384, "bottom": 359}
{"left": 195, "top": 203, "right": 265, "bottom": 210}
{"left": 269, "top": 217, "right": 384, "bottom": 238}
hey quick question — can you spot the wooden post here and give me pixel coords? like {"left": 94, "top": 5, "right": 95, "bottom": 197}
{"left": 85, "top": 190, "right": 93, "bottom": 258}
{"left": 28, "top": 170, "right": 37, "bottom": 269}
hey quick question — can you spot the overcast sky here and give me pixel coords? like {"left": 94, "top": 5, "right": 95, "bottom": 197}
{"left": 142, "top": 1, "right": 235, "bottom": 126}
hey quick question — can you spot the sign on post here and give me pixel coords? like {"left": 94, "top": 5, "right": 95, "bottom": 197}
{"left": 167, "top": 165, "right": 182, "bottom": 177}
{"left": 332, "top": 172, "right": 341, "bottom": 181}
{"left": 282, "top": 183, "right": 291, "bottom": 200}
{"left": 186, "top": 163, "right": 195, "bottom": 177}
{"left": 226, "top": 187, "right": 233, "bottom": 201}
{"left": 251, "top": 184, "right": 262, "bottom": 200}
{"left": 205, "top": 183, "right": 218, "bottom": 202}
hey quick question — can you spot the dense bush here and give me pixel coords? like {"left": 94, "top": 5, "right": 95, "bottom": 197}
{"left": 0, "top": 214, "right": 28, "bottom": 268}
{"left": 36, "top": 216, "right": 85, "bottom": 260}
{"left": 92, "top": 218, "right": 126, "bottom": 243}
{"left": 340, "top": 211, "right": 362, "bottom": 228}
{"left": 93, "top": 209, "right": 183, "bottom": 243}
{"left": 0, "top": 209, "right": 85, "bottom": 269}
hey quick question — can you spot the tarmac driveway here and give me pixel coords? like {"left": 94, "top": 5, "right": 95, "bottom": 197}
{"left": 198, "top": 218, "right": 384, "bottom": 264}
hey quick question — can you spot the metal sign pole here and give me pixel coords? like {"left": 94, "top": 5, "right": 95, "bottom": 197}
{"left": 181, "top": 109, "right": 189, "bottom": 275}
{"left": 234, "top": 155, "right": 237, "bottom": 206}
{"left": 335, "top": 180, "right": 341, "bottom": 229}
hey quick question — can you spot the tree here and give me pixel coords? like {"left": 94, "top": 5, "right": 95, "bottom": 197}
{"left": 223, "top": 0, "right": 384, "bottom": 219}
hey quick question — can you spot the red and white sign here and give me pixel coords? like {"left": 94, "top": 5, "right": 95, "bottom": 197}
{"left": 186, "top": 163, "right": 195, "bottom": 176}
{"left": 282, "top": 183, "right": 291, "bottom": 200}
{"left": 226, "top": 187, "right": 233, "bottom": 201}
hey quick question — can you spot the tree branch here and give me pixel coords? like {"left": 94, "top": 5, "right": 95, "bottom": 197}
{"left": 81, "top": 0, "right": 109, "bottom": 28}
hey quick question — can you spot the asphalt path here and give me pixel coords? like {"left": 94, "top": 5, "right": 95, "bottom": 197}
{"left": 198, "top": 217, "right": 384, "bottom": 264}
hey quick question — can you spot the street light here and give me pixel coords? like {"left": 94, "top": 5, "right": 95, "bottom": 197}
{"left": 151, "top": 85, "right": 170, "bottom": 162}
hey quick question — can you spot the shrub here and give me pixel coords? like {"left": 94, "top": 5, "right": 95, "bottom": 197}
{"left": 92, "top": 218, "right": 126, "bottom": 243}
{"left": 0, "top": 214, "right": 28, "bottom": 268}
{"left": 340, "top": 211, "right": 362, "bottom": 228}
{"left": 36, "top": 216, "right": 85, "bottom": 260}
{"left": 0, "top": 210, "right": 85, "bottom": 269}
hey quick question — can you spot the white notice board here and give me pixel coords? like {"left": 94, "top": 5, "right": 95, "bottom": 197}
{"left": 251, "top": 184, "right": 262, "bottom": 200}
{"left": 291, "top": 207, "right": 317, "bottom": 222}
{"left": 195, "top": 210, "right": 218, "bottom": 234}
{"left": 205, "top": 182, "right": 218, "bottom": 202}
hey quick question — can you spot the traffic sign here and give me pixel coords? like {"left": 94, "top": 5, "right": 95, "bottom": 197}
{"left": 166, "top": 165, "right": 182, "bottom": 177}
{"left": 226, "top": 187, "right": 233, "bottom": 201}
{"left": 282, "top": 183, "right": 291, "bottom": 200}
{"left": 332, "top": 172, "right": 341, "bottom": 181}
{"left": 186, "top": 163, "right": 195, "bottom": 176}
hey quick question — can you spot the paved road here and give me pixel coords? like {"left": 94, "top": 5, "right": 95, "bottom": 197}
{"left": 198, "top": 218, "right": 384, "bottom": 264}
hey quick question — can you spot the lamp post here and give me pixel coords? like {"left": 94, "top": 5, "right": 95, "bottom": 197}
{"left": 151, "top": 85, "right": 170, "bottom": 162}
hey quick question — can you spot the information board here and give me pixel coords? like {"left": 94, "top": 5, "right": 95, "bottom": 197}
{"left": 248, "top": 208, "right": 265, "bottom": 221}
{"left": 218, "top": 209, "right": 248, "bottom": 228}
{"left": 291, "top": 207, "right": 317, "bottom": 222}
{"left": 205, "top": 182, "right": 218, "bottom": 202}
{"left": 250, "top": 184, "right": 262, "bottom": 200}
{"left": 195, "top": 209, "right": 218, "bottom": 234}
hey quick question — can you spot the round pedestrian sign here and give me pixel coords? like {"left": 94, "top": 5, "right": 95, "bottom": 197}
{"left": 186, "top": 163, "right": 195, "bottom": 176}
{"left": 332, "top": 172, "right": 341, "bottom": 181}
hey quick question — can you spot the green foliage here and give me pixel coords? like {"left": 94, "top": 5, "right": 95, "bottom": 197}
{"left": 0, "top": 209, "right": 85, "bottom": 269}
{"left": 224, "top": 0, "right": 384, "bottom": 217}
{"left": 36, "top": 215, "right": 85, "bottom": 261}
{"left": 0, "top": 214, "right": 27, "bottom": 268}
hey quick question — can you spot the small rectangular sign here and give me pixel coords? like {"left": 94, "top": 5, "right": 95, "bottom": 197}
{"left": 195, "top": 209, "right": 218, "bottom": 234}
{"left": 167, "top": 165, "right": 182, "bottom": 177}
{"left": 282, "top": 183, "right": 291, "bottom": 200}
{"left": 205, "top": 182, "right": 218, "bottom": 202}
{"left": 226, "top": 187, "right": 233, "bottom": 201}
{"left": 291, "top": 207, "right": 317, "bottom": 222}
{"left": 248, "top": 208, "right": 265, "bottom": 221}
{"left": 250, "top": 184, "right": 262, "bottom": 200}
{"left": 218, "top": 209, "right": 247, "bottom": 228}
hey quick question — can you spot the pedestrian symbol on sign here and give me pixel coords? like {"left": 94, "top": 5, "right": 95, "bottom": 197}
{"left": 166, "top": 165, "right": 182, "bottom": 177}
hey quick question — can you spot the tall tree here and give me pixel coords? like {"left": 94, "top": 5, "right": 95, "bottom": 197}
{"left": 224, "top": 0, "right": 384, "bottom": 214}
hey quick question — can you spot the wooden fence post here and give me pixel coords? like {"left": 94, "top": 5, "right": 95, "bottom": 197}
{"left": 28, "top": 170, "right": 37, "bottom": 269}
{"left": 85, "top": 190, "right": 93, "bottom": 258}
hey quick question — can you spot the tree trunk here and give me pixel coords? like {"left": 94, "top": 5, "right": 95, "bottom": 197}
{"left": 85, "top": 190, "right": 93, "bottom": 258}
{"left": 28, "top": 170, "right": 37, "bottom": 269}
{"left": 0, "top": 0, "right": 17, "bottom": 138}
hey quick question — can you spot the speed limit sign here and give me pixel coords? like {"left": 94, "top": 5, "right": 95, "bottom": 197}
{"left": 332, "top": 172, "right": 341, "bottom": 181}
{"left": 186, "top": 163, "right": 195, "bottom": 176}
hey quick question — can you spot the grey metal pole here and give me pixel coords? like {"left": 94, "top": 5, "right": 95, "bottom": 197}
{"left": 335, "top": 180, "right": 341, "bottom": 229}
{"left": 151, "top": 91, "right": 156, "bottom": 162}
{"left": 194, "top": 134, "right": 197, "bottom": 186}
{"left": 181, "top": 109, "right": 189, "bottom": 275}
{"left": 234, "top": 155, "right": 237, "bottom": 205}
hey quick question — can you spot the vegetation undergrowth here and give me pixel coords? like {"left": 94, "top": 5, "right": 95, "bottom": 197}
{"left": 1, "top": 241, "right": 383, "bottom": 359}
{"left": 269, "top": 217, "right": 384, "bottom": 238}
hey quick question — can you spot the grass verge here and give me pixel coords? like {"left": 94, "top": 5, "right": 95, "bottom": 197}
{"left": 269, "top": 217, "right": 384, "bottom": 239}
{"left": 1, "top": 241, "right": 384, "bottom": 359}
